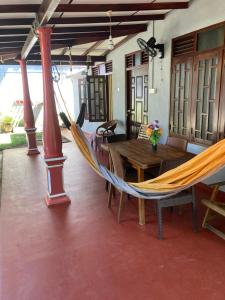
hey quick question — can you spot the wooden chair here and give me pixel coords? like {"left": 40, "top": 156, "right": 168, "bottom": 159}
{"left": 202, "top": 181, "right": 225, "bottom": 240}
{"left": 108, "top": 148, "right": 136, "bottom": 223}
{"left": 137, "top": 124, "right": 149, "bottom": 140}
{"left": 94, "top": 120, "right": 117, "bottom": 151}
{"left": 105, "top": 134, "right": 127, "bottom": 191}
{"left": 156, "top": 156, "right": 197, "bottom": 239}
{"left": 107, "top": 134, "right": 127, "bottom": 143}
{"left": 166, "top": 136, "right": 188, "bottom": 152}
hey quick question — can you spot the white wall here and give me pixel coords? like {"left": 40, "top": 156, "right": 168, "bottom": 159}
{"left": 107, "top": 0, "right": 225, "bottom": 146}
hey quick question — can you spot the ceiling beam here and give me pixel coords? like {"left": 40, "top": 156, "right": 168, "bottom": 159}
{"left": 0, "top": 14, "right": 165, "bottom": 27}
{"left": 0, "top": 60, "right": 94, "bottom": 66}
{"left": 21, "top": 0, "right": 61, "bottom": 59}
{"left": 0, "top": 30, "right": 140, "bottom": 48}
{"left": 0, "top": 19, "right": 33, "bottom": 26}
{"left": 55, "top": 2, "right": 189, "bottom": 12}
{"left": 49, "top": 14, "right": 165, "bottom": 25}
{"left": 52, "top": 24, "right": 147, "bottom": 34}
{"left": 0, "top": 2, "right": 189, "bottom": 14}
{"left": 0, "top": 5, "right": 39, "bottom": 13}
{"left": 27, "top": 54, "right": 106, "bottom": 62}
{"left": 0, "top": 28, "right": 29, "bottom": 36}
{"left": 0, "top": 24, "right": 147, "bottom": 36}
{"left": 0, "top": 36, "right": 27, "bottom": 43}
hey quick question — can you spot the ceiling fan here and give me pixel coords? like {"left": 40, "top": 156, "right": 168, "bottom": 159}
{"left": 137, "top": 37, "right": 164, "bottom": 59}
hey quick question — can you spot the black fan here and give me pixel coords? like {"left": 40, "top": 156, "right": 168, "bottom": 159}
{"left": 137, "top": 37, "right": 164, "bottom": 59}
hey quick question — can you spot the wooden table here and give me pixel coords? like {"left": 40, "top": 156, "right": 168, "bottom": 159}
{"left": 101, "top": 139, "right": 194, "bottom": 225}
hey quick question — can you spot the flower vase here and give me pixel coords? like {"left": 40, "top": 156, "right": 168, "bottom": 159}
{"left": 152, "top": 143, "right": 157, "bottom": 152}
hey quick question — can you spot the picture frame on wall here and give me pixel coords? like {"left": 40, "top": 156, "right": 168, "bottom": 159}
{"left": 136, "top": 76, "right": 143, "bottom": 99}
{"left": 144, "top": 86, "right": 148, "bottom": 112}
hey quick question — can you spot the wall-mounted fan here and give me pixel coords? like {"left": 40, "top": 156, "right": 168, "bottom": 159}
{"left": 137, "top": 37, "right": 164, "bottom": 59}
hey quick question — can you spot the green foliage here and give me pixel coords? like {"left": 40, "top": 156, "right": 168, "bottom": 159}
{"left": 1, "top": 115, "right": 13, "bottom": 124}
{"left": 18, "top": 119, "right": 24, "bottom": 127}
{"left": 149, "top": 130, "right": 161, "bottom": 146}
{"left": 0, "top": 132, "right": 43, "bottom": 151}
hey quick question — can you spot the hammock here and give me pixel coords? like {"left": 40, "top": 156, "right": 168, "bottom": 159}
{"left": 69, "top": 122, "right": 225, "bottom": 200}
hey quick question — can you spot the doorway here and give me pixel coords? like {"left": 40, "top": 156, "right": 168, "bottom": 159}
{"left": 126, "top": 64, "right": 149, "bottom": 139}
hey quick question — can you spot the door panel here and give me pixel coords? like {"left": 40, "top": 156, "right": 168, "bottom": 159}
{"left": 126, "top": 65, "right": 149, "bottom": 139}
{"left": 170, "top": 56, "right": 193, "bottom": 139}
{"left": 78, "top": 78, "right": 88, "bottom": 119}
{"left": 218, "top": 50, "right": 225, "bottom": 140}
{"left": 191, "top": 50, "right": 222, "bottom": 145}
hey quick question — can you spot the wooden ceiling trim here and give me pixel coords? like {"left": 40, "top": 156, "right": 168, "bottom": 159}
{"left": 27, "top": 54, "right": 106, "bottom": 62}
{"left": 0, "top": 2, "right": 188, "bottom": 14}
{"left": 0, "top": 19, "right": 33, "bottom": 26}
{"left": 0, "top": 28, "right": 29, "bottom": 36}
{"left": 52, "top": 24, "right": 147, "bottom": 34}
{"left": 0, "top": 24, "right": 147, "bottom": 36}
{"left": 0, "top": 5, "right": 39, "bottom": 13}
{"left": 49, "top": 14, "right": 165, "bottom": 25}
{"left": 55, "top": 2, "right": 188, "bottom": 12}
{"left": 0, "top": 14, "right": 165, "bottom": 27}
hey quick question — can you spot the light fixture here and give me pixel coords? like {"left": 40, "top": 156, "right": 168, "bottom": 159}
{"left": 106, "top": 10, "right": 114, "bottom": 50}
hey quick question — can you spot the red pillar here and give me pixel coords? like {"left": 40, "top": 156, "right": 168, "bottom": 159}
{"left": 37, "top": 27, "right": 70, "bottom": 207}
{"left": 19, "top": 59, "right": 40, "bottom": 155}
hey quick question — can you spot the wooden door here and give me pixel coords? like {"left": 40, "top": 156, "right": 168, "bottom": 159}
{"left": 78, "top": 78, "right": 88, "bottom": 119}
{"left": 126, "top": 65, "right": 149, "bottom": 139}
{"left": 218, "top": 50, "right": 225, "bottom": 140}
{"left": 191, "top": 50, "right": 223, "bottom": 145}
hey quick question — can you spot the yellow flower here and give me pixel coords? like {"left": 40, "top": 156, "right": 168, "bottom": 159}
{"left": 146, "top": 128, "right": 152, "bottom": 136}
{"left": 158, "top": 128, "right": 163, "bottom": 135}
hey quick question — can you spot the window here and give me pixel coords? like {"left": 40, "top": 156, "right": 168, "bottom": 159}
{"left": 78, "top": 76, "right": 107, "bottom": 122}
{"left": 170, "top": 22, "right": 225, "bottom": 145}
{"left": 87, "top": 76, "right": 107, "bottom": 122}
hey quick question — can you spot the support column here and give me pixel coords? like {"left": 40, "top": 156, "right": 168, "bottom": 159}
{"left": 19, "top": 59, "right": 40, "bottom": 155}
{"left": 37, "top": 27, "right": 70, "bottom": 207}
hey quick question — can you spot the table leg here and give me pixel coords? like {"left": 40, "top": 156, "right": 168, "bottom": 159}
{"left": 137, "top": 168, "right": 145, "bottom": 225}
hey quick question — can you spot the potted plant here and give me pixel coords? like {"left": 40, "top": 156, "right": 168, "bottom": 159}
{"left": 1, "top": 115, "right": 14, "bottom": 133}
{"left": 146, "top": 120, "right": 163, "bottom": 151}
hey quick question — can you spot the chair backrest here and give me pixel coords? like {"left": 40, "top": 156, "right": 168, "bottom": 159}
{"left": 137, "top": 124, "right": 149, "bottom": 140}
{"left": 96, "top": 120, "right": 117, "bottom": 134}
{"left": 76, "top": 102, "right": 86, "bottom": 128}
{"left": 166, "top": 136, "right": 187, "bottom": 152}
{"left": 109, "top": 148, "right": 125, "bottom": 179}
{"left": 159, "top": 156, "right": 190, "bottom": 175}
{"left": 107, "top": 134, "right": 127, "bottom": 143}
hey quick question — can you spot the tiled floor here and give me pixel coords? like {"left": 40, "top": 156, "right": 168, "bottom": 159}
{"left": 1, "top": 142, "right": 225, "bottom": 300}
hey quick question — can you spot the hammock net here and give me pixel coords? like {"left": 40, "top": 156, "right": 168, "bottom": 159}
{"left": 69, "top": 122, "right": 225, "bottom": 200}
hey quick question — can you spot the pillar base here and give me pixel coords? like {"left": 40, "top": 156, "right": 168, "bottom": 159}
{"left": 45, "top": 194, "right": 71, "bottom": 207}
{"left": 27, "top": 148, "right": 40, "bottom": 155}
{"left": 25, "top": 127, "right": 40, "bottom": 156}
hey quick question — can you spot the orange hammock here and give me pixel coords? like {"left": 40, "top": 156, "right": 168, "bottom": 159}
{"left": 70, "top": 122, "right": 225, "bottom": 199}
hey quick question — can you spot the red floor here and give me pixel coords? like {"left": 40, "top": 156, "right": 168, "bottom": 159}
{"left": 1, "top": 142, "right": 225, "bottom": 300}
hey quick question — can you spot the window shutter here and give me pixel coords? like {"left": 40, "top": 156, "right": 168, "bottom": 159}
{"left": 173, "top": 34, "right": 195, "bottom": 57}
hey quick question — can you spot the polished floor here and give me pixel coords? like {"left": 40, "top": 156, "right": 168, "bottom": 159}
{"left": 1, "top": 142, "right": 225, "bottom": 300}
